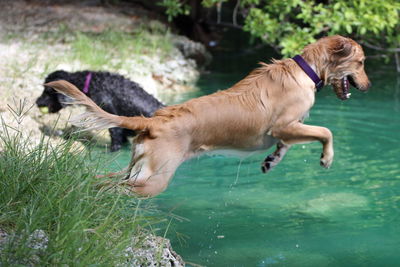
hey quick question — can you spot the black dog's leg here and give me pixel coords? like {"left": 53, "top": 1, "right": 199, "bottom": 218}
{"left": 261, "top": 141, "right": 291, "bottom": 173}
{"left": 109, "top": 127, "right": 127, "bottom": 152}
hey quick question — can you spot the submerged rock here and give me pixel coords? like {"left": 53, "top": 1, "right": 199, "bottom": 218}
{"left": 300, "top": 192, "right": 368, "bottom": 216}
{"left": 257, "top": 250, "right": 332, "bottom": 266}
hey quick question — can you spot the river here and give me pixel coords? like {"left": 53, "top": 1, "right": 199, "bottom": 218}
{"left": 102, "top": 46, "right": 400, "bottom": 266}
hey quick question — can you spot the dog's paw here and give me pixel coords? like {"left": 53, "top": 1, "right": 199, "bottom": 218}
{"left": 261, "top": 155, "right": 277, "bottom": 173}
{"left": 110, "top": 144, "right": 122, "bottom": 152}
{"left": 320, "top": 153, "right": 333, "bottom": 168}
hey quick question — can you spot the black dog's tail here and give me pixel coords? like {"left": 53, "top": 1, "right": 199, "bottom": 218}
{"left": 45, "top": 80, "right": 152, "bottom": 132}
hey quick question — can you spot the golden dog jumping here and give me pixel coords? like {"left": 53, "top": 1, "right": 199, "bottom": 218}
{"left": 46, "top": 35, "right": 370, "bottom": 197}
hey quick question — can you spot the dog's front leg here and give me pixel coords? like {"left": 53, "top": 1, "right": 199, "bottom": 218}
{"left": 109, "top": 127, "right": 127, "bottom": 152}
{"left": 272, "top": 122, "right": 334, "bottom": 168}
{"left": 261, "top": 141, "right": 291, "bottom": 173}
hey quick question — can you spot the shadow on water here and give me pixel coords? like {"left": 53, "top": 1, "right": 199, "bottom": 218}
{"left": 102, "top": 40, "right": 400, "bottom": 266}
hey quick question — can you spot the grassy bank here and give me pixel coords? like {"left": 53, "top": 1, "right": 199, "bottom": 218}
{"left": 0, "top": 110, "right": 166, "bottom": 265}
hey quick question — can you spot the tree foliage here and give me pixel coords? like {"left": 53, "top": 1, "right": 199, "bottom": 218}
{"left": 159, "top": 0, "right": 400, "bottom": 66}
{"left": 159, "top": 0, "right": 191, "bottom": 21}
{"left": 241, "top": 0, "right": 399, "bottom": 56}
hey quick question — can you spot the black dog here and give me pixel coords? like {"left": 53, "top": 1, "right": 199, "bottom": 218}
{"left": 36, "top": 70, "right": 165, "bottom": 151}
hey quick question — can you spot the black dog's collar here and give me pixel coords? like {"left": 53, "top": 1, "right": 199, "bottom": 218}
{"left": 292, "top": 55, "right": 324, "bottom": 91}
{"left": 83, "top": 72, "right": 92, "bottom": 94}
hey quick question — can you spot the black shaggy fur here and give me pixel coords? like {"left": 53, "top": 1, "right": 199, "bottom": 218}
{"left": 36, "top": 70, "right": 165, "bottom": 151}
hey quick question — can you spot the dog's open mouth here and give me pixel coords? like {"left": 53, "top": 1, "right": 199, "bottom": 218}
{"left": 331, "top": 76, "right": 356, "bottom": 101}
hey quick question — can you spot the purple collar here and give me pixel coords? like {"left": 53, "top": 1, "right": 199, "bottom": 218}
{"left": 82, "top": 72, "right": 92, "bottom": 94}
{"left": 292, "top": 55, "right": 324, "bottom": 91}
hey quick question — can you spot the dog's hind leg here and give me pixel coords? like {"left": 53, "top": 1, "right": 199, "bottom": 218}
{"left": 261, "top": 141, "right": 291, "bottom": 173}
{"left": 124, "top": 137, "right": 188, "bottom": 197}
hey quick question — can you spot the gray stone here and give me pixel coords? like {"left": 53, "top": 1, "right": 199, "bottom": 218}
{"left": 125, "top": 235, "right": 184, "bottom": 267}
{"left": 173, "top": 35, "right": 212, "bottom": 68}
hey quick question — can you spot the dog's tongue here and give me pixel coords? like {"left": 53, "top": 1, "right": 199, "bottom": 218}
{"left": 342, "top": 76, "right": 351, "bottom": 100}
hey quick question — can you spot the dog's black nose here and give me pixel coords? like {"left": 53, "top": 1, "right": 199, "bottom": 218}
{"left": 36, "top": 97, "right": 44, "bottom": 106}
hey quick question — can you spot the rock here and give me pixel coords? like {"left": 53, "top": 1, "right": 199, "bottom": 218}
{"left": 0, "top": 229, "right": 8, "bottom": 247}
{"left": 125, "top": 234, "right": 184, "bottom": 267}
{"left": 0, "top": 229, "right": 49, "bottom": 266}
{"left": 26, "top": 230, "right": 49, "bottom": 251}
{"left": 173, "top": 35, "right": 212, "bottom": 68}
{"left": 0, "top": 229, "right": 184, "bottom": 266}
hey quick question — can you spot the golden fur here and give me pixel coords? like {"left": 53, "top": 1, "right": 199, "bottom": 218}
{"left": 45, "top": 35, "right": 370, "bottom": 197}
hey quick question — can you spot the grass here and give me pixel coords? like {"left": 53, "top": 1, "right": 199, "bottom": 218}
{"left": 0, "top": 105, "right": 167, "bottom": 265}
{"left": 39, "top": 22, "right": 174, "bottom": 71}
{"left": 70, "top": 27, "right": 173, "bottom": 70}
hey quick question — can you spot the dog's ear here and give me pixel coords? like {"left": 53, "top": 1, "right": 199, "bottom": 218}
{"left": 330, "top": 37, "right": 353, "bottom": 58}
{"left": 56, "top": 91, "right": 73, "bottom": 107}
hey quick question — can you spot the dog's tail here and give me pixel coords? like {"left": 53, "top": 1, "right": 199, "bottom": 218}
{"left": 44, "top": 80, "right": 151, "bottom": 132}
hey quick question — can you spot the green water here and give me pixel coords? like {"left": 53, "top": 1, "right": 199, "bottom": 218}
{"left": 104, "top": 55, "right": 400, "bottom": 266}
